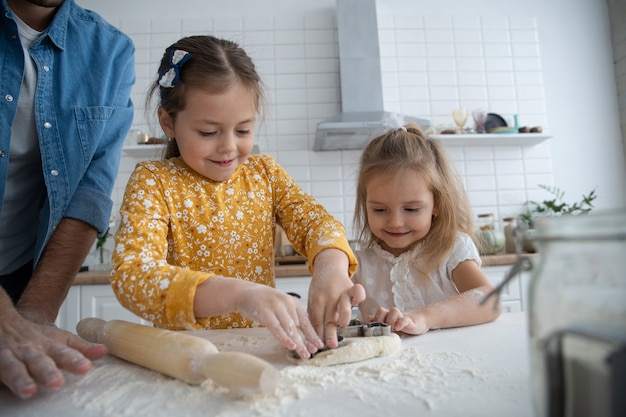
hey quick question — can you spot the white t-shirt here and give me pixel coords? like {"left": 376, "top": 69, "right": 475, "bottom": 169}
{"left": 353, "top": 232, "right": 481, "bottom": 319}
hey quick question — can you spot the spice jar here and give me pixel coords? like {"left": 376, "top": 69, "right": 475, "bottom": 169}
{"left": 528, "top": 210, "right": 626, "bottom": 417}
{"left": 502, "top": 217, "right": 518, "bottom": 254}
{"left": 475, "top": 213, "right": 505, "bottom": 255}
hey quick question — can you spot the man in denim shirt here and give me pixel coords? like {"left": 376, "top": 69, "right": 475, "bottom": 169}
{"left": 0, "top": 0, "right": 134, "bottom": 399}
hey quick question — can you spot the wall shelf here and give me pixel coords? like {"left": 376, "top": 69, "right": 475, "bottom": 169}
{"left": 122, "top": 144, "right": 165, "bottom": 158}
{"left": 429, "top": 133, "right": 550, "bottom": 146}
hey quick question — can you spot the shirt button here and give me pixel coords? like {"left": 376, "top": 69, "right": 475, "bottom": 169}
{"left": 50, "top": 170, "right": 59, "bottom": 176}
{"left": 43, "top": 65, "right": 50, "bottom": 72}
{"left": 44, "top": 122, "right": 52, "bottom": 129}
{"left": 0, "top": 151, "right": 5, "bottom": 157}
{"left": 5, "top": 95, "right": 13, "bottom": 102}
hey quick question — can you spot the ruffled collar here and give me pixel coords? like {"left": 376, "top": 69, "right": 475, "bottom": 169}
{"left": 370, "top": 240, "right": 423, "bottom": 265}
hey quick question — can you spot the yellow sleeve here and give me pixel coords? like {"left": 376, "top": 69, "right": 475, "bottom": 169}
{"left": 110, "top": 162, "right": 211, "bottom": 330}
{"left": 266, "top": 156, "right": 358, "bottom": 277}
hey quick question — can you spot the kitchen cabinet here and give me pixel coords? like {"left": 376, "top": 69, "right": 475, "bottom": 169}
{"left": 122, "top": 144, "right": 164, "bottom": 158}
{"left": 482, "top": 265, "right": 531, "bottom": 313}
{"left": 55, "top": 284, "right": 150, "bottom": 332}
{"left": 276, "top": 276, "right": 311, "bottom": 310}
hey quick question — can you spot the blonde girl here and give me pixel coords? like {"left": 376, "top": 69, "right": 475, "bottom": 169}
{"left": 353, "top": 121, "right": 501, "bottom": 335}
{"left": 111, "top": 35, "right": 364, "bottom": 359}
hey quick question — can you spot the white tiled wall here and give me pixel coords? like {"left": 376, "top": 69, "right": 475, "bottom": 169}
{"left": 108, "top": 11, "right": 551, "bottom": 251}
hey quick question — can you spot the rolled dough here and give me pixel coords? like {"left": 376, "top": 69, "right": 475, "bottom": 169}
{"left": 287, "top": 333, "right": 401, "bottom": 366}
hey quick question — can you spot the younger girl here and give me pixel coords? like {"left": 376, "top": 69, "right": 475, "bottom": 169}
{"left": 111, "top": 35, "right": 364, "bottom": 359}
{"left": 353, "top": 120, "right": 501, "bottom": 335}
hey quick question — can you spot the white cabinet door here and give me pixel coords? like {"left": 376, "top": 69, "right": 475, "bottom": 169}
{"left": 55, "top": 286, "right": 81, "bottom": 332}
{"left": 482, "top": 265, "right": 522, "bottom": 313}
{"left": 80, "top": 285, "right": 151, "bottom": 326}
{"left": 275, "top": 276, "right": 311, "bottom": 310}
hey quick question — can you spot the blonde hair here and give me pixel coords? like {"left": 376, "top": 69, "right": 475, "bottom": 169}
{"left": 146, "top": 35, "right": 266, "bottom": 159}
{"left": 354, "top": 123, "right": 476, "bottom": 276}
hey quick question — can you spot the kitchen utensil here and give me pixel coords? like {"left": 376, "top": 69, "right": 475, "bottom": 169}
{"left": 472, "top": 108, "right": 488, "bottom": 133}
{"left": 482, "top": 210, "right": 626, "bottom": 417}
{"left": 289, "top": 319, "right": 391, "bottom": 359}
{"left": 452, "top": 108, "right": 468, "bottom": 133}
{"left": 484, "top": 113, "right": 507, "bottom": 133}
{"left": 337, "top": 319, "right": 391, "bottom": 338}
{"left": 76, "top": 318, "right": 279, "bottom": 394}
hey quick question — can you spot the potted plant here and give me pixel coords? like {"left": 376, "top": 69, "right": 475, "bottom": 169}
{"left": 93, "top": 215, "right": 116, "bottom": 271}
{"left": 519, "top": 185, "right": 597, "bottom": 252}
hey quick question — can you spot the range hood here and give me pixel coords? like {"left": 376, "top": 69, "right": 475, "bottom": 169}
{"left": 313, "top": 0, "right": 430, "bottom": 151}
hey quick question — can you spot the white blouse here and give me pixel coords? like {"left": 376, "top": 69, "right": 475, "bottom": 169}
{"left": 353, "top": 232, "right": 481, "bottom": 318}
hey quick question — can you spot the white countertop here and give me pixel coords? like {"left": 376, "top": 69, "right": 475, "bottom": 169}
{"left": 0, "top": 313, "right": 534, "bottom": 417}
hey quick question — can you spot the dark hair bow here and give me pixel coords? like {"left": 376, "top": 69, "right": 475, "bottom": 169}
{"left": 158, "top": 49, "right": 191, "bottom": 88}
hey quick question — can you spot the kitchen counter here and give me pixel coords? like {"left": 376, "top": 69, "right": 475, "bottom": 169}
{"left": 73, "top": 253, "right": 532, "bottom": 285}
{"left": 0, "top": 313, "right": 533, "bottom": 417}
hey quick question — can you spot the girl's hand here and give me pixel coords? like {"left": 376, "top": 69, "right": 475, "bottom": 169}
{"left": 368, "top": 307, "right": 428, "bottom": 335}
{"left": 237, "top": 284, "right": 324, "bottom": 359}
{"left": 308, "top": 249, "right": 365, "bottom": 349}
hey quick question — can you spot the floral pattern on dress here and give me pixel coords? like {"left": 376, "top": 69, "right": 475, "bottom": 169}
{"left": 111, "top": 155, "right": 356, "bottom": 330}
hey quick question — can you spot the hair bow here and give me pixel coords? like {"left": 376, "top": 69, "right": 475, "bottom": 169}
{"left": 158, "top": 49, "right": 191, "bottom": 88}
{"left": 386, "top": 113, "right": 407, "bottom": 132}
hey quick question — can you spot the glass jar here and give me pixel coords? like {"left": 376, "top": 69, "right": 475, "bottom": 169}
{"left": 475, "top": 213, "right": 505, "bottom": 255}
{"left": 502, "top": 216, "right": 518, "bottom": 254}
{"left": 528, "top": 210, "right": 626, "bottom": 417}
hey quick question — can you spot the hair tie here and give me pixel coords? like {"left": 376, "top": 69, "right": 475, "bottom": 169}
{"left": 386, "top": 113, "right": 407, "bottom": 132}
{"left": 158, "top": 50, "right": 191, "bottom": 88}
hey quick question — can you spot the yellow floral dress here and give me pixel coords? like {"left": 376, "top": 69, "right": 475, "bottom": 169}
{"left": 111, "top": 155, "right": 356, "bottom": 330}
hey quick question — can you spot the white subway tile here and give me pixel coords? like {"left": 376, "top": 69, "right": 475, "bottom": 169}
{"left": 274, "top": 30, "right": 305, "bottom": 45}
{"left": 395, "top": 29, "right": 425, "bottom": 43}
{"left": 311, "top": 164, "right": 341, "bottom": 182}
{"left": 485, "top": 57, "right": 514, "bottom": 71}
{"left": 484, "top": 43, "right": 512, "bottom": 57}
{"left": 424, "top": 16, "right": 452, "bottom": 29}
{"left": 511, "top": 30, "right": 538, "bottom": 43}
{"left": 428, "top": 71, "right": 458, "bottom": 86}
{"left": 426, "top": 43, "right": 455, "bottom": 57}
{"left": 523, "top": 158, "right": 553, "bottom": 174}
{"left": 458, "top": 72, "right": 487, "bottom": 86}
{"left": 430, "top": 86, "right": 459, "bottom": 101}
{"left": 455, "top": 44, "right": 485, "bottom": 58}
{"left": 466, "top": 175, "right": 497, "bottom": 191}
{"left": 487, "top": 72, "right": 515, "bottom": 85}
{"left": 466, "top": 160, "right": 496, "bottom": 175}
{"left": 454, "top": 29, "right": 482, "bottom": 43}
{"left": 397, "top": 43, "right": 428, "bottom": 57}
{"left": 456, "top": 57, "right": 485, "bottom": 71}
{"left": 482, "top": 29, "right": 511, "bottom": 43}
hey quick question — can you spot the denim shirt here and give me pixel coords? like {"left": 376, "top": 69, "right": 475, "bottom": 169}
{"left": 0, "top": 0, "right": 135, "bottom": 266}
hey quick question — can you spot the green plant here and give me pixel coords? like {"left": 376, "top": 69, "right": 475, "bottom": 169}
{"left": 95, "top": 216, "right": 116, "bottom": 264}
{"left": 520, "top": 184, "right": 597, "bottom": 229}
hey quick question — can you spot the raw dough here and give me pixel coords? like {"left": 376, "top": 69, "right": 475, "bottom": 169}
{"left": 287, "top": 333, "right": 401, "bottom": 366}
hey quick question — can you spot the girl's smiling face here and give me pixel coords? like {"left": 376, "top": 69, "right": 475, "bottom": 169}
{"left": 158, "top": 81, "right": 257, "bottom": 182}
{"left": 365, "top": 168, "right": 437, "bottom": 256}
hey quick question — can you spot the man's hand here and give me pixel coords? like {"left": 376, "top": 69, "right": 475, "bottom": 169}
{"left": 0, "top": 303, "right": 106, "bottom": 399}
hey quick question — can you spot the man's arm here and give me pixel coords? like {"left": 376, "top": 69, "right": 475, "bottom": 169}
{"left": 16, "top": 218, "right": 98, "bottom": 324}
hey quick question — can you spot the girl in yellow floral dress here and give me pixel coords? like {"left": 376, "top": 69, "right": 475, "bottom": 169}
{"left": 111, "top": 35, "right": 364, "bottom": 359}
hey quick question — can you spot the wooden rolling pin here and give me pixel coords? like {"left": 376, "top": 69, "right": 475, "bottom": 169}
{"left": 76, "top": 318, "right": 278, "bottom": 394}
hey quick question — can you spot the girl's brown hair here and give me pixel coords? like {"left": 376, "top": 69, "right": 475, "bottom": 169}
{"left": 354, "top": 123, "right": 476, "bottom": 276}
{"left": 146, "top": 35, "right": 265, "bottom": 159}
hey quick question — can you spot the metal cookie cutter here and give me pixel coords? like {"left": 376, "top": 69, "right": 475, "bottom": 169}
{"left": 338, "top": 319, "right": 391, "bottom": 338}
{"left": 290, "top": 319, "right": 391, "bottom": 359}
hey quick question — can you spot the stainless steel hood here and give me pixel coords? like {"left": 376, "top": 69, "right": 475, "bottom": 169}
{"left": 313, "top": 0, "right": 430, "bottom": 151}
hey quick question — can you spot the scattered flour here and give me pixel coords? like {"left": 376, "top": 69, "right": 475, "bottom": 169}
{"left": 67, "top": 335, "right": 507, "bottom": 417}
